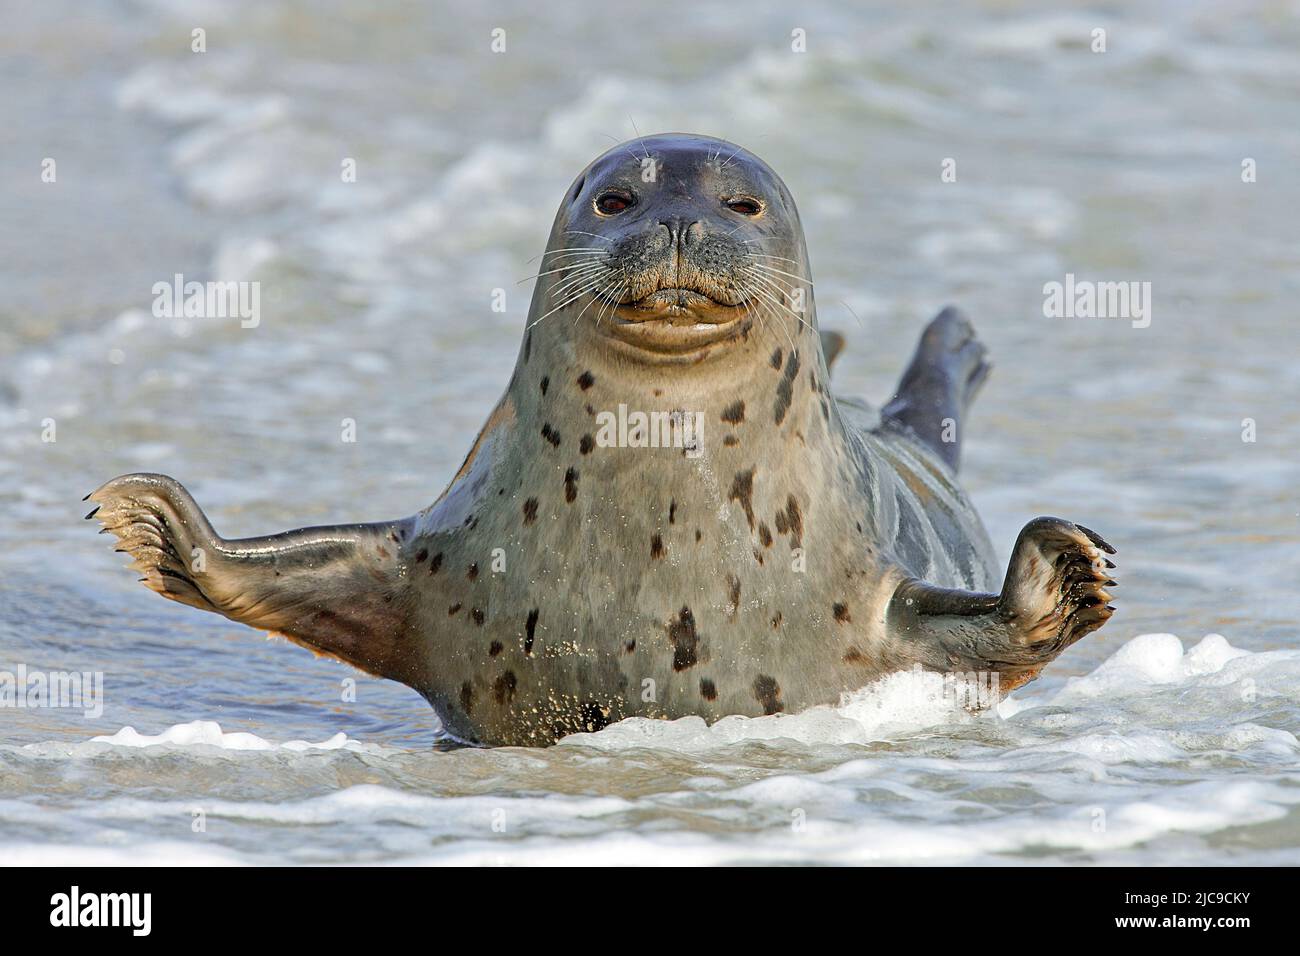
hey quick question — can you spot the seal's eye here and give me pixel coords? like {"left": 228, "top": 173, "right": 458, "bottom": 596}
{"left": 594, "top": 191, "right": 635, "bottom": 215}
{"left": 725, "top": 197, "right": 763, "bottom": 216}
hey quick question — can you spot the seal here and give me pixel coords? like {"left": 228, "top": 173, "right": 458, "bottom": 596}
{"left": 88, "top": 134, "right": 1116, "bottom": 746}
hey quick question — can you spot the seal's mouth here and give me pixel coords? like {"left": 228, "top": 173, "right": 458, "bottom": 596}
{"left": 627, "top": 287, "right": 737, "bottom": 319}
{"left": 598, "top": 286, "right": 751, "bottom": 359}
{"left": 636, "top": 287, "right": 714, "bottom": 310}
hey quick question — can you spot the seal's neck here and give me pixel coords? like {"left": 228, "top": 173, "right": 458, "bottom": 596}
{"left": 505, "top": 309, "right": 841, "bottom": 475}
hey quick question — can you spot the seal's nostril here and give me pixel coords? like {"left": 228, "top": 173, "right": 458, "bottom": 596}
{"left": 658, "top": 218, "right": 701, "bottom": 247}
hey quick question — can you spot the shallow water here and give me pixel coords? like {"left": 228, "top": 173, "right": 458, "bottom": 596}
{"left": 2, "top": 0, "right": 1298, "bottom": 864}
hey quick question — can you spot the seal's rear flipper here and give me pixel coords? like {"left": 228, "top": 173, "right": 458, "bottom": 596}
{"left": 880, "top": 306, "right": 990, "bottom": 472}
{"left": 887, "top": 517, "right": 1115, "bottom": 693}
{"left": 819, "top": 330, "right": 846, "bottom": 373}
{"left": 88, "top": 473, "right": 419, "bottom": 682}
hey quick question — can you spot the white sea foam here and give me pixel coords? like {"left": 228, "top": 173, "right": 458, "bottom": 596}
{"left": 1, "top": 841, "right": 247, "bottom": 867}
{"left": 88, "top": 720, "right": 366, "bottom": 753}
{"left": 563, "top": 663, "right": 976, "bottom": 752}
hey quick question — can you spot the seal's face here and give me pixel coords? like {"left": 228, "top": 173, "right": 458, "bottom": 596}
{"left": 537, "top": 133, "right": 810, "bottom": 362}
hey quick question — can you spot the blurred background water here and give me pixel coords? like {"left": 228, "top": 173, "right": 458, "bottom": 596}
{"left": 1, "top": 0, "right": 1298, "bottom": 864}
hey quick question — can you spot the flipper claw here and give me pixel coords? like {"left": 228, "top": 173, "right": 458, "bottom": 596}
{"left": 889, "top": 515, "right": 1117, "bottom": 695}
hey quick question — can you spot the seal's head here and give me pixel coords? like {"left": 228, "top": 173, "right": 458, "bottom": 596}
{"left": 530, "top": 133, "right": 814, "bottom": 365}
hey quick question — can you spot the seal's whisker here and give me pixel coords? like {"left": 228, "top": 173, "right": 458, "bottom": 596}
{"left": 598, "top": 132, "right": 646, "bottom": 166}
{"left": 572, "top": 273, "right": 624, "bottom": 328}
{"left": 549, "top": 258, "right": 609, "bottom": 281}
{"left": 744, "top": 273, "right": 814, "bottom": 326}
{"left": 542, "top": 253, "right": 609, "bottom": 263}
{"left": 719, "top": 143, "right": 745, "bottom": 170}
{"left": 840, "top": 299, "right": 867, "bottom": 329}
{"left": 538, "top": 256, "right": 608, "bottom": 272}
{"left": 544, "top": 265, "right": 607, "bottom": 295}
{"left": 548, "top": 266, "right": 610, "bottom": 300}
{"left": 538, "top": 265, "right": 614, "bottom": 318}
{"left": 524, "top": 248, "right": 606, "bottom": 267}
{"left": 554, "top": 259, "right": 607, "bottom": 276}
{"left": 528, "top": 276, "right": 609, "bottom": 330}
{"left": 592, "top": 275, "right": 628, "bottom": 327}
{"left": 591, "top": 271, "right": 628, "bottom": 329}
{"left": 746, "top": 264, "right": 817, "bottom": 307}
{"left": 528, "top": 247, "right": 609, "bottom": 264}
{"left": 529, "top": 253, "right": 604, "bottom": 269}
{"left": 564, "top": 230, "right": 614, "bottom": 243}
{"left": 741, "top": 269, "right": 816, "bottom": 338}
{"left": 738, "top": 241, "right": 798, "bottom": 259}
{"left": 529, "top": 246, "right": 607, "bottom": 261}
{"left": 755, "top": 283, "right": 800, "bottom": 354}
{"left": 525, "top": 253, "right": 608, "bottom": 273}
{"left": 738, "top": 286, "right": 778, "bottom": 352}
{"left": 755, "top": 292, "right": 799, "bottom": 357}
{"left": 592, "top": 289, "right": 612, "bottom": 328}
{"left": 628, "top": 116, "right": 651, "bottom": 162}
{"left": 742, "top": 268, "right": 816, "bottom": 333}
{"left": 516, "top": 257, "right": 605, "bottom": 284}
{"left": 596, "top": 279, "right": 628, "bottom": 329}
{"left": 739, "top": 276, "right": 797, "bottom": 356}
{"left": 743, "top": 251, "right": 801, "bottom": 264}
{"left": 747, "top": 261, "right": 815, "bottom": 287}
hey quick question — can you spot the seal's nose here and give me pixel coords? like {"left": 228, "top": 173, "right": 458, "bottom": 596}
{"left": 659, "top": 218, "right": 702, "bottom": 248}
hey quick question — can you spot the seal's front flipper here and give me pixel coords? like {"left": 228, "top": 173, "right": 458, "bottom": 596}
{"left": 87, "top": 473, "right": 223, "bottom": 614}
{"left": 880, "top": 306, "right": 990, "bottom": 472}
{"left": 888, "top": 517, "right": 1116, "bottom": 693}
{"left": 88, "top": 473, "right": 418, "bottom": 682}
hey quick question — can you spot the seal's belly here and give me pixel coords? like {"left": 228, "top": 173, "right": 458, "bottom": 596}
{"left": 413, "top": 423, "right": 996, "bottom": 746}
